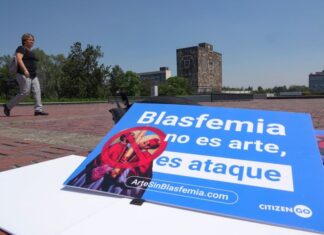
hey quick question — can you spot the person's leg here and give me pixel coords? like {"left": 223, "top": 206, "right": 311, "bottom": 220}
{"left": 6, "top": 74, "right": 31, "bottom": 110}
{"left": 31, "top": 77, "right": 48, "bottom": 115}
{"left": 31, "top": 77, "right": 43, "bottom": 112}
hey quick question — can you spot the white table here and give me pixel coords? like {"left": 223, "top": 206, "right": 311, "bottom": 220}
{"left": 0, "top": 155, "right": 320, "bottom": 235}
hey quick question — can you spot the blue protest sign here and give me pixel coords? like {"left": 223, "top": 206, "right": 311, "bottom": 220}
{"left": 65, "top": 103, "right": 324, "bottom": 233}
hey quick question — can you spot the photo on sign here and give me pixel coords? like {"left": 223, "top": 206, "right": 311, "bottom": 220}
{"left": 315, "top": 129, "right": 324, "bottom": 165}
{"left": 66, "top": 126, "right": 167, "bottom": 198}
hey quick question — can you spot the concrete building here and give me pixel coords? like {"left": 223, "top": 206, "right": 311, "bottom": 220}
{"left": 177, "top": 43, "right": 222, "bottom": 93}
{"left": 309, "top": 70, "right": 324, "bottom": 93}
{"left": 137, "top": 67, "right": 171, "bottom": 96}
{"left": 138, "top": 67, "right": 171, "bottom": 85}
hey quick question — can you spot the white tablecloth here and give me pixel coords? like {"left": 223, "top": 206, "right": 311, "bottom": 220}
{"left": 0, "top": 155, "right": 320, "bottom": 235}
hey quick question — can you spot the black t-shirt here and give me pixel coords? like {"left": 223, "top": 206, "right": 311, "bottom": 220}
{"left": 16, "top": 46, "right": 38, "bottom": 78}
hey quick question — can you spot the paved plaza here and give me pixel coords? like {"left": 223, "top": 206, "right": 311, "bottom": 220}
{"left": 1, "top": 98, "right": 324, "bottom": 172}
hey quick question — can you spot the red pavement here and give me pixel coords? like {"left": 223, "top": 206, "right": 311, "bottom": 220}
{"left": 1, "top": 98, "right": 324, "bottom": 172}
{"left": 0, "top": 103, "right": 115, "bottom": 172}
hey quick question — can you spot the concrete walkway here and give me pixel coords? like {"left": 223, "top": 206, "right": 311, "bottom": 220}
{"left": 1, "top": 98, "right": 324, "bottom": 172}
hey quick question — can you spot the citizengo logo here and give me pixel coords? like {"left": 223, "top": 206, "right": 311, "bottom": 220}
{"left": 259, "top": 204, "right": 312, "bottom": 218}
{"left": 293, "top": 205, "right": 313, "bottom": 218}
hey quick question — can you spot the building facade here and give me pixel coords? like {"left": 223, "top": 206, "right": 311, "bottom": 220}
{"left": 138, "top": 67, "right": 171, "bottom": 84}
{"left": 137, "top": 67, "right": 171, "bottom": 95}
{"left": 177, "top": 43, "right": 222, "bottom": 93}
{"left": 309, "top": 70, "right": 324, "bottom": 93}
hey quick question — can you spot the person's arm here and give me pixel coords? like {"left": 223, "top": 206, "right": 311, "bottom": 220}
{"left": 16, "top": 52, "right": 30, "bottom": 78}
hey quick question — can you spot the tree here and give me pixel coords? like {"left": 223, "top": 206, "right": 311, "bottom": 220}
{"left": 159, "top": 76, "right": 191, "bottom": 96}
{"left": 109, "top": 65, "right": 125, "bottom": 95}
{"left": 288, "top": 85, "right": 309, "bottom": 92}
{"left": 257, "top": 86, "right": 264, "bottom": 93}
{"left": 50, "top": 54, "right": 66, "bottom": 98}
{"left": 109, "top": 66, "right": 141, "bottom": 96}
{"left": 0, "top": 55, "right": 18, "bottom": 99}
{"left": 61, "top": 42, "right": 110, "bottom": 98}
{"left": 124, "top": 71, "right": 140, "bottom": 96}
{"left": 272, "top": 86, "right": 288, "bottom": 94}
{"left": 33, "top": 48, "right": 66, "bottom": 98}
{"left": 1, "top": 42, "right": 112, "bottom": 100}
{"left": 222, "top": 86, "right": 243, "bottom": 91}
{"left": 245, "top": 86, "right": 253, "bottom": 91}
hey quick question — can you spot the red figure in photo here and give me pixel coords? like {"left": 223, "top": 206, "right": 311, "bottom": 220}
{"left": 67, "top": 126, "right": 167, "bottom": 198}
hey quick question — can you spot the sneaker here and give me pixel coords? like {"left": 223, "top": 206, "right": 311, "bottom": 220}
{"left": 34, "top": 111, "right": 49, "bottom": 116}
{"left": 3, "top": 104, "right": 10, "bottom": 117}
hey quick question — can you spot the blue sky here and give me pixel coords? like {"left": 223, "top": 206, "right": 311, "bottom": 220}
{"left": 1, "top": 0, "right": 323, "bottom": 88}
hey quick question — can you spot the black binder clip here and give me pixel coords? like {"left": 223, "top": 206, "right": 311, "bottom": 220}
{"left": 130, "top": 198, "right": 145, "bottom": 206}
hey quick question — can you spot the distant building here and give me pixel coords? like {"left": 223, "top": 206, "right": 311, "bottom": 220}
{"left": 309, "top": 70, "right": 324, "bottom": 93}
{"left": 137, "top": 67, "right": 171, "bottom": 96}
{"left": 138, "top": 67, "right": 171, "bottom": 85}
{"left": 177, "top": 43, "right": 222, "bottom": 93}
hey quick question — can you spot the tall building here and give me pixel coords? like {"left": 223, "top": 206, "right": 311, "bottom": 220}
{"left": 177, "top": 43, "right": 222, "bottom": 93}
{"left": 309, "top": 70, "right": 324, "bottom": 93}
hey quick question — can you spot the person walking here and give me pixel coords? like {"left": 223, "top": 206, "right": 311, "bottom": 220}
{"left": 3, "top": 33, "right": 48, "bottom": 116}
